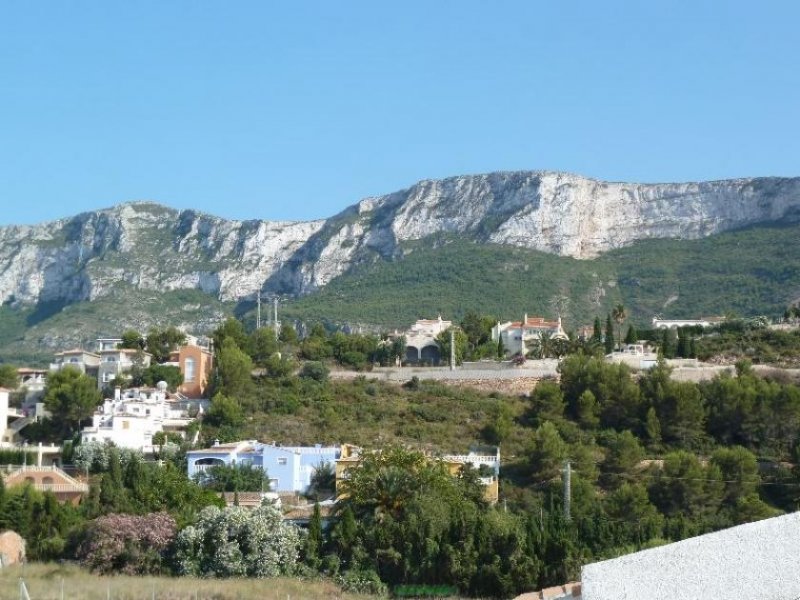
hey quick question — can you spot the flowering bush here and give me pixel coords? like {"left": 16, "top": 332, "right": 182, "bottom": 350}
{"left": 173, "top": 503, "right": 302, "bottom": 578}
{"left": 77, "top": 512, "right": 177, "bottom": 575}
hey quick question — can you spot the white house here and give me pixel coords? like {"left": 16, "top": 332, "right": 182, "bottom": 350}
{"left": 396, "top": 316, "right": 452, "bottom": 363}
{"left": 80, "top": 385, "right": 198, "bottom": 452}
{"left": 492, "top": 314, "right": 567, "bottom": 356}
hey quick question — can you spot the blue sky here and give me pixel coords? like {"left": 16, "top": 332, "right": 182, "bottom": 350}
{"left": 1, "top": 1, "right": 798, "bottom": 225}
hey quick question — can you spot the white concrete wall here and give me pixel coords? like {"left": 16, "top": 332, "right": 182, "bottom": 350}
{"left": 582, "top": 512, "right": 800, "bottom": 600}
{"left": 0, "top": 390, "right": 8, "bottom": 444}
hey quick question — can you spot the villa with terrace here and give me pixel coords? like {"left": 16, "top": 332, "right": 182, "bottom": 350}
{"left": 392, "top": 315, "right": 452, "bottom": 364}
{"left": 492, "top": 313, "right": 567, "bottom": 356}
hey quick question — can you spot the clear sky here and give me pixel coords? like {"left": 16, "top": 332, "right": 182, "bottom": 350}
{"left": 1, "top": 1, "right": 798, "bottom": 225}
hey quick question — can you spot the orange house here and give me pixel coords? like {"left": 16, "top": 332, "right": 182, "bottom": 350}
{"left": 172, "top": 345, "right": 214, "bottom": 398}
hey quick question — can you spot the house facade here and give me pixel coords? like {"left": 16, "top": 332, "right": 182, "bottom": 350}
{"left": 97, "top": 347, "right": 152, "bottom": 389}
{"left": 395, "top": 316, "right": 452, "bottom": 364}
{"left": 492, "top": 314, "right": 567, "bottom": 356}
{"left": 169, "top": 343, "right": 214, "bottom": 398}
{"left": 50, "top": 338, "right": 153, "bottom": 390}
{"left": 49, "top": 348, "right": 101, "bottom": 377}
{"left": 3, "top": 465, "right": 89, "bottom": 505}
{"left": 187, "top": 440, "right": 342, "bottom": 494}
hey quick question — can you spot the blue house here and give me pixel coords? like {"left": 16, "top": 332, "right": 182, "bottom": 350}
{"left": 186, "top": 440, "right": 342, "bottom": 493}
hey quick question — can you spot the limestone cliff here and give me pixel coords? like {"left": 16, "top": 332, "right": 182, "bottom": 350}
{"left": 1, "top": 172, "right": 799, "bottom": 307}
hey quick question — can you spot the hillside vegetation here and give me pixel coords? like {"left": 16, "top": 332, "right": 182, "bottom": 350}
{"left": 284, "top": 222, "right": 800, "bottom": 329}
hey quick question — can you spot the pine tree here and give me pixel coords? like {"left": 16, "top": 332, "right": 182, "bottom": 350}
{"left": 604, "top": 315, "right": 615, "bottom": 354}
{"left": 645, "top": 407, "right": 662, "bottom": 450}
{"left": 305, "top": 502, "right": 323, "bottom": 568}
{"left": 592, "top": 317, "right": 602, "bottom": 343}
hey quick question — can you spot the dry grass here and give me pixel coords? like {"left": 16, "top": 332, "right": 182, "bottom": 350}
{"left": 0, "top": 563, "right": 371, "bottom": 600}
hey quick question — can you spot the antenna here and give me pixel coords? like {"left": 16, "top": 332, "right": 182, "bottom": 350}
{"left": 562, "top": 460, "right": 572, "bottom": 521}
{"left": 449, "top": 329, "right": 456, "bottom": 371}
{"left": 273, "top": 297, "right": 280, "bottom": 341}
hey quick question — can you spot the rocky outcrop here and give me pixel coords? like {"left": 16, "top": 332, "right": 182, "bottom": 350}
{"left": 0, "top": 172, "right": 799, "bottom": 307}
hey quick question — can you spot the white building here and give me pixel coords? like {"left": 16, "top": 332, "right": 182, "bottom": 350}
{"left": 80, "top": 385, "right": 199, "bottom": 452}
{"left": 492, "top": 314, "right": 567, "bottom": 356}
{"left": 0, "top": 387, "right": 30, "bottom": 446}
{"left": 396, "top": 316, "right": 452, "bottom": 363}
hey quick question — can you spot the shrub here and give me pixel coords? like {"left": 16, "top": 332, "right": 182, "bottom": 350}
{"left": 173, "top": 504, "right": 302, "bottom": 578}
{"left": 77, "top": 512, "right": 177, "bottom": 575}
{"left": 300, "top": 361, "right": 330, "bottom": 382}
{"left": 336, "top": 569, "right": 388, "bottom": 597}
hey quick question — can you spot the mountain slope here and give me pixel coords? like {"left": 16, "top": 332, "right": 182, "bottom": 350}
{"left": 282, "top": 222, "right": 800, "bottom": 329}
{"left": 1, "top": 172, "right": 799, "bottom": 309}
{"left": 1, "top": 171, "right": 799, "bottom": 360}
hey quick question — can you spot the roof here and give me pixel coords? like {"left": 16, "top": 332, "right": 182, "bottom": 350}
{"left": 55, "top": 348, "right": 100, "bottom": 357}
{"left": 98, "top": 348, "right": 151, "bottom": 355}
{"left": 0, "top": 387, "right": 11, "bottom": 393}
{"left": 17, "top": 368, "right": 47, "bottom": 374}
{"left": 510, "top": 317, "right": 560, "bottom": 328}
{"left": 188, "top": 440, "right": 259, "bottom": 455}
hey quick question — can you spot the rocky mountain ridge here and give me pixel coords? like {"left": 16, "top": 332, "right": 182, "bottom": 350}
{"left": 1, "top": 171, "right": 799, "bottom": 308}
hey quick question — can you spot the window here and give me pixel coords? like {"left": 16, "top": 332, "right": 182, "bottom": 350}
{"left": 277, "top": 457, "right": 287, "bottom": 466}
{"left": 184, "top": 357, "right": 196, "bottom": 383}
{"left": 122, "top": 420, "right": 130, "bottom": 430}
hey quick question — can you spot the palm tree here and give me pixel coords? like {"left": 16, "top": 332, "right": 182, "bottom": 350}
{"left": 612, "top": 304, "right": 627, "bottom": 351}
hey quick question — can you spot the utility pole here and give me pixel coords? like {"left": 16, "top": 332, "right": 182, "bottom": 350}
{"left": 449, "top": 329, "right": 456, "bottom": 371}
{"left": 562, "top": 460, "right": 572, "bottom": 521}
{"left": 256, "top": 293, "right": 261, "bottom": 330}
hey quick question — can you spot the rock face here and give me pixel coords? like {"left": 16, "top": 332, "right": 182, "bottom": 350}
{"left": 0, "top": 530, "right": 25, "bottom": 566}
{"left": 1, "top": 172, "right": 799, "bottom": 307}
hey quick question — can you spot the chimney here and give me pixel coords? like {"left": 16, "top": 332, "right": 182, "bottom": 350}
{"left": 114, "top": 387, "right": 121, "bottom": 401}
{"left": 524, "top": 313, "right": 528, "bottom": 326}
{"left": 214, "top": 438, "right": 220, "bottom": 447}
